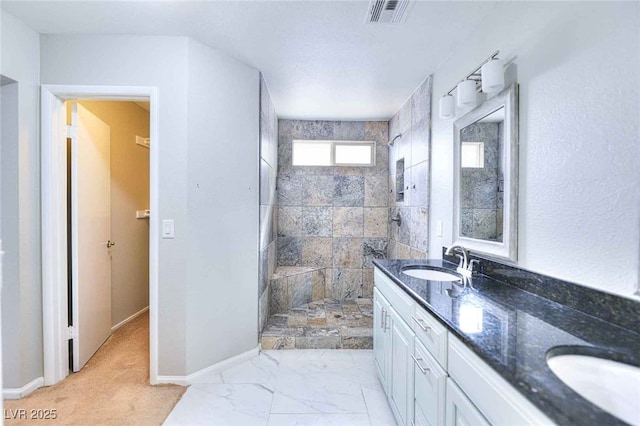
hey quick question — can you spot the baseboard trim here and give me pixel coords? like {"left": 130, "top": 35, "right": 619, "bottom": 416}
{"left": 111, "top": 306, "right": 149, "bottom": 332}
{"left": 156, "top": 345, "right": 260, "bottom": 386}
{"left": 155, "top": 375, "right": 189, "bottom": 386}
{"left": 3, "top": 377, "right": 44, "bottom": 400}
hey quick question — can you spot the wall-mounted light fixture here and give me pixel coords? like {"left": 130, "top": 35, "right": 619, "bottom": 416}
{"left": 481, "top": 58, "right": 505, "bottom": 93}
{"left": 439, "top": 95, "right": 455, "bottom": 119}
{"left": 438, "top": 50, "right": 505, "bottom": 120}
{"left": 456, "top": 79, "right": 477, "bottom": 108}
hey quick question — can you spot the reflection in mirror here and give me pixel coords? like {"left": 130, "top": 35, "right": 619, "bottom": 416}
{"left": 460, "top": 107, "right": 505, "bottom": 242}
{"left": 453, "top": 83, "right": 518, "bottom": 262}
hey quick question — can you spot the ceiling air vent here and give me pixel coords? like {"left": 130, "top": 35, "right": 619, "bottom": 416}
{"left": 366, "top": 0, "right": 413, "bottom": 24}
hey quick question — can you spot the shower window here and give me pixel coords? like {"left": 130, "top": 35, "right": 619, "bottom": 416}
{"left": 461, "top": 142, "right": 485, "bottom": 168}
{"left": 292, "top": 140, "right": 376, "bottom": 167}
{"left": 292, "top": 140, "right": 332, "bottom": 166}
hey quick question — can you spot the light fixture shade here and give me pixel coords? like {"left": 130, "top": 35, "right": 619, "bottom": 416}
{"left": 439, "top": 95, "right": 455, "bottom": 119}
{"left": 481, "top": 58, "right": 504, "bottom": 93}
{"left": 457, "top": 80, "right": 477, "bottom": 108}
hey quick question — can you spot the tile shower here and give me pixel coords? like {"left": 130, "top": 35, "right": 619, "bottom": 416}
{"left": 276, "top": 119, "right": 390, "bottom": 300}
{"left": 388, "top": 76, "right": 433, "bottom": 259}
{"left": 260, "top": 76, "right": 433, "bottom": 350}
{"left": 258, "top": 74, "right": 278, "bottom": 334}
{"left": 261, "top": 120, "right": 388, "bottom": 349}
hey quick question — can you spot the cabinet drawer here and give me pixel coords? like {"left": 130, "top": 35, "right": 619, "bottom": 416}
{"left": 448, "top": 335, "right": 553, "bottom": 426}
{"left": 413, "top": 339, "right": 446, "bottom": 426}
{"left": 412, "top": 303, "right": 448, "bottom": 368}
{"left": 375, "top": 268, "right": 414, "bottom": 327}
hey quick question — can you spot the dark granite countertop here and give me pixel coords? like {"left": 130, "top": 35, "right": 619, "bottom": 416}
{"left": 372, "top": 258, "right": 640, "bottom": 426}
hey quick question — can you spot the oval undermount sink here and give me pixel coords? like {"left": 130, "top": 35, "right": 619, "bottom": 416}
{"left": 547, "top": 353, "right": 640, "bottom": 425}
{"left": 401, "top": 268, "right": 461, "bottom": 282}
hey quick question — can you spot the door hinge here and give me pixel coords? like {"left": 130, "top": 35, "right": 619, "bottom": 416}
{"left": 67, "top": 326, "right": 77, "bottom": 340}
{"left": 67, "top": 125, "right": 77, "bottom": 139}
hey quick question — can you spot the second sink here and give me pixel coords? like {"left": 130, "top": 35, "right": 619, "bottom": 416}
{"left": 547, "top": 351, "right": 640, "bottom": 426}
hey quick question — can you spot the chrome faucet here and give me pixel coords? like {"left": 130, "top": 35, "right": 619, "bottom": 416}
{"left": 445, "top": 245, "right": 477, "bottom": 278}
{"left": 446, "top": 245, "right": 469, "bottom": 269}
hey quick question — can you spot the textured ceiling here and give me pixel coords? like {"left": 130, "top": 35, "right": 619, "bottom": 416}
{"left": 3, "top": 0, "right": 503, "bottom": 120}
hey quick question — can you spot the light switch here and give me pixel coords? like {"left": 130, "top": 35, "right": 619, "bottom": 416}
{"left": 436, "top": 220, "right": 443, "bottom": 237}
{"left": 162, "top": 220, "right": 175, "bottom": 239}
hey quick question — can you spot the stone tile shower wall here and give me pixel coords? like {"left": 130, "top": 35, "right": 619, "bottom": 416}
{"left": 460, "top": 122, "right": 504, "bottom": 241}
{"left": 388, "top": 76, "right": 433, "bottom": 259}
{"left": 259, "top": 74, "right": 278, "bottom": 333}
{"left": 277, "top": 120, "right": 389, "bottom": 299}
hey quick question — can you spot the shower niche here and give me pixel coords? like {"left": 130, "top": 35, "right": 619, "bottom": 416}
{"left": 395, "top": 158, "right": 405, "bottom": 202}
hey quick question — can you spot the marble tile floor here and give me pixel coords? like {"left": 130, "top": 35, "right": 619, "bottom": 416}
{"left": 164, "top": 350, "right": 397, "bottom": 426}
{"left": 261, "top": 298, "right": 373, "bottom": 350}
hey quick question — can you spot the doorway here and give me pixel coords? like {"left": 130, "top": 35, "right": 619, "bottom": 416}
{"left": 41, "top": 85, "right": 159, "bottom": 386}
{"left": 66, "top": 100, "right": 150, "bottom": 372}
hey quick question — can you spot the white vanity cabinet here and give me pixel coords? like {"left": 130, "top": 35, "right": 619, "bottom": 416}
{"left": 373, "top": 284, "right": 415, "bottom": 426}
{"left": 447, "top": 336, "right": 554, "bottom": 426}
{"left": 411, "top": 304, "right": 448, "bottom": 368}
{"left": 388, "top": 306, "right": 415, "bottom": 426}
{"left": 374, "top": 288, "right": 391, "bottom": 389}
{"left": 373, "top": 267, "right": 553, "bottom": 426}
{"left": 445, "top": 378, "right": 490, "bottom": 426}
{"left": 413, "top": 339, "right": 447, "bottom": 426}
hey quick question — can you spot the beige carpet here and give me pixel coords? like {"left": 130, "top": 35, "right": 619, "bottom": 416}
{"left": 4, "top": 312, "right": 186, "bottom": 425}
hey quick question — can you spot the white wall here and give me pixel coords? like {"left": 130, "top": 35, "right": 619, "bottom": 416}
{"left": 185, "top": 39, "right": 259, "bottom": 374}
{"left": 40, "top": 35, "right": 190, "bottom": 376}
{"left": 429, "top": 2, "right": 640, "bottom": 298}
{"left": 41, "top": 34, "right": 261, "bottom": 377}
{"left": 1, "top": 80, "right": 20, "bottom": 389}
{"left": 0, "top": 11, "right": 42, "bottom": 389}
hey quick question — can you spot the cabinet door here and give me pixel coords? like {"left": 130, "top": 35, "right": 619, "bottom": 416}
{"left": 413, "top": 340, "right": 447, "bottom": 426}
{"left": 446, "top": 379, "right": 490, "bottom": 426}
{"left": 414, "top": 405, "right": 430, "bottom": 426}
{"left": 389, "top": 307, "right": 415, "bottom": 426}
{"left": 448, "top": 335, "right": 553, "bottom": 426}
{"left": 373, "top": 289, "right": 390, "bottom": 390}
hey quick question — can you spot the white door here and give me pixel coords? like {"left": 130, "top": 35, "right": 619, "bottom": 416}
{"left": 70, "top": 102, "right": 112, "bottom": 372}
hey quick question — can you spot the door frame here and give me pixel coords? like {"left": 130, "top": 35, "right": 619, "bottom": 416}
{"left": 41, "top": 85, "right": 159, "bottom": 386}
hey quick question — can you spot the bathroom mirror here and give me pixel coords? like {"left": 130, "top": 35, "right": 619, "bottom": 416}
{"left": 453, "top": 84, "right": 518, "bottom": 261}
